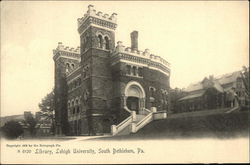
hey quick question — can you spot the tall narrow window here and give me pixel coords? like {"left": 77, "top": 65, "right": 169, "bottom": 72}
{"left": 74, "top": 81, "right": 77, "bottom": 88}
{"left": 133, "top": 66, "right": 137, "bottom": 76}
{"left": 66, "top": 63, "right": 70, "bottom": 72}
{"left": 104, "top": 36, "right": 109, "bottom": 49}
{"left": 78, "top": 78, "right": 81, "bottom": 86}
{"left": 138, "top": 68, "right": 143, "bottom": 77}
{"left": 98, "top": 35, "right": 103, "bottom": 48}
{"left": 71, "top": 63, "right": 75, "bottom": 69}
{"left": 126, "top": 65, "right": 131, "bottom": 75}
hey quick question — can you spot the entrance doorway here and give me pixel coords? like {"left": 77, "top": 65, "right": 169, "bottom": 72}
{"left": 127, "top": 97, "right": 139, "bottom": 114}
{"left": 124, "top": 81, "right": 146, "bottom": 114}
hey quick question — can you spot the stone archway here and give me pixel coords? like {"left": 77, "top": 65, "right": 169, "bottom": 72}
{"left": 123, "top": 81, "right": 146, "bottom": 113}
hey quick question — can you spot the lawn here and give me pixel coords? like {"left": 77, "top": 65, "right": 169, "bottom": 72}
{"left": 95, "top": 110, "right": 249, "bottom": 140}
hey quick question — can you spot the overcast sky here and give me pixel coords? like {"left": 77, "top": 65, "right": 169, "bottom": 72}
{"left": 1, "top": 1, "right": 248, "bottom": 116}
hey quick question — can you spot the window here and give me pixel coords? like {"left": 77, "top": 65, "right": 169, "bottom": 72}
{"left": 138, "top": 68, "right": 143, "bottom": 77}
{"left": 126, "top": 65, "right": 131, "bottom": 75}
{"left": 71, "top": 63, "right": 75, "bottom": 69}
{"left": 98, "top": 35, "right": 103, "bottom": 48}
{"left": 78, "top": 78, "right": 81, "bottom": 85}
{"left": 74, "top": 81, "right": 77, "bottom": 88}
{"left": 73, "top": 108, "right": 75, "bottom": 114}
{"left": 104, "top": 36, "right": 109, "bottom": 49}
{"left": 126, "top": 65, "right": 143, "bottom": 77}
{"left": 77, "top": 106, "right": 80, "bottom": 113}
{"left": 132, "top": 66, "right": 137, "bottom": 76}
{"left": 66, "top": 63, "right": 70, "bottom": 72}
{"left": 149, "top": 87, "right": 155, "bottom": 97}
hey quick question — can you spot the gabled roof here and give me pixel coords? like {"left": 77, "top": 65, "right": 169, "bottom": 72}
{"left": 213, "top": 80, "right": 224, "bottom": 93}
{"left": 184, "top": 71, "right": 242, "bottom": 93}
{"left": 179, "top": 90, "right": 205, "bottom": 101}
{"left": 184, "top": 82, "right": 203, "bottom": 92}
{"left": 215, "top": 71, "right": 241, "bottom": 85}
{"left": 179, "top": 70, "right": 242, "bottom": 101}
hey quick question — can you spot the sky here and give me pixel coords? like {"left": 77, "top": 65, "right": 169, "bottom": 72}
{"left": 1, "top": 1, "right": 249, "bottom": 116}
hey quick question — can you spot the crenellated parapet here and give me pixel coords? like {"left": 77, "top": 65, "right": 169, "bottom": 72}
{"left": 53, "top": 42, "right": 80, "bottom": 61}
{"left": 111, "top": 41, "right": 171, "bottom": 75}
{"left": 77, "top": 5, "right": 117, "bottom": 34}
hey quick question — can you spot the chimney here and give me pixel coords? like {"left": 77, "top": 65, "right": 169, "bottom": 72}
{"left": 209, "top": 75, "right": 214, "bottom": 80}
{"left": 130, "top": 31, "right": 138, "bottom": 51}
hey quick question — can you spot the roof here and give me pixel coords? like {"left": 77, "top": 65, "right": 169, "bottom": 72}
{"left": 179, "top": 91, "right": 205, "bottom": 101}
{"left": 215, "top": 71, "right": 241, "bottom": 85}
{"left": 184, "top": 71, "right": 242, "bottom": 93}
{"left": 213, "top": 80, "right": 224, "bottom": 93}
{"left": 179, "top": 70, "right": 242, "bottom": 101}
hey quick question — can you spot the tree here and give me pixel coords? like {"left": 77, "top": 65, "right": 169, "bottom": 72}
{"left": 169, "top": 88, "right": 187, "bottom": 113}
{"left": 242, "top": 66, "right": 249, "bottom": 95}
{"left": 24, "top": 113, "right": 37, "bottom": 136}
{"left": 38, "top": 90, "right": 55, "bottom": 133}
{"left": 1, "top": 120, "right": 24, "bottom": 139}
{"left": 39, "top": 91, "right": 54, "bottom": 119}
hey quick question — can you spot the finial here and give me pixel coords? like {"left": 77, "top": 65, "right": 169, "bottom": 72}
{"left": 57, "top": 42, "right": 64, "bottom": 49}
{"left": 109, "top": 13, "right": 117, "bottom": 21}
{"left": 103, "top": 14, "right": 109, "bottom": 18}
{"left": 88, "top": 4, "right": 94, "bottom": 11}
{"left": 87, "top": 5, "right": 95, "bottom": 15}
{"left": 97, "top": 11, "right": 103, "bottom": 16}
{"left": 117, "top": 41, "right": 123, "bottom": 46}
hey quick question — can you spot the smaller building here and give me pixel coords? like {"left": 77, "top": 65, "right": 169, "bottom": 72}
{"left": 177, "top": 70, "right": 249, "bottom": 113}
{"left": 35, "top": 112, "right": 53, "bottom": 137}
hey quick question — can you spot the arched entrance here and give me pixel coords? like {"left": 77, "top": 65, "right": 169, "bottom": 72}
{"left": 124, "top": 81, "right": 146, "bottom": 114}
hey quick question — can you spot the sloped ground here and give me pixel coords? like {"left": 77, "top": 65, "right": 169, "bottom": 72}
{"left": 94, "top": 110, "right": 249, "bottom": 140}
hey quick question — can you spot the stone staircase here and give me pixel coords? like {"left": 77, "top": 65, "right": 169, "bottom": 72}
{"left": 225, "top": 106, "right": 240, "bottom": 113}
{"left": 111, "top": 107, "right": 167, "bottom": 136}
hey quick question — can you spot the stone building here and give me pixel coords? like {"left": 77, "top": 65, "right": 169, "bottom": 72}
{"left": 177, "top": 70, "right": 249, "bottom": 113}
{"left": 53, "top": 5, "right": 171, "bottom": 136}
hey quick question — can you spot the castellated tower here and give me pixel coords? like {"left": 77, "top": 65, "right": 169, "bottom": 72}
{"left": 76, "top": 4, "right": 117, "bottom": 135}
{"left": 53, "top": 43, "right": 80, "bottom": 135}
{"left": 53, "top": 5, "right": 171, "bottom": 136}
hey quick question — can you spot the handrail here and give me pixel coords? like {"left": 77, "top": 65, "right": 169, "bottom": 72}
{"left": 124, "top": 106, "right": 132, "bottom": 113}
{"left": 136, "top": 112, "right": 153, "bottom": 131}
{"left": 136, "top": 112, "right": 152, "bottom": 127}
{"left": 143, "top": 108, "right": 152, "bottom": 113}
{"left": 116, "top": 116, "right": 132, "bottom": 129}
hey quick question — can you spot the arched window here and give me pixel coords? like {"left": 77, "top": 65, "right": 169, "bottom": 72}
{"left": 98, "top": 35, "right": 103, "bottom": 48}
{"left": 104, "top": 36, "right": 109, "bottom": 50}
{"left": 66, "top": 63, "right": 70, "bottom": 72}
{"left": 71, "top": 63, "right": 75, "bottom": 69}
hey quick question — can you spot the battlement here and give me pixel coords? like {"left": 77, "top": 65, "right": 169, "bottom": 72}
{"left": 53, "top": 42, "right": 80, "bottom": 61}
{"left": 113, "top": 41, "right": 171, "bottom": 68}
{"left": 77, "top": 5, "right": 117, "bottom": 30}
{"left": 56, "top": 42, "right": 80, "bottom": 53}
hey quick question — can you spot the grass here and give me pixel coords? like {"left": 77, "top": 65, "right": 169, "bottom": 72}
{"left": 95, "top": 110, "right": 249, "bottom": 140}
